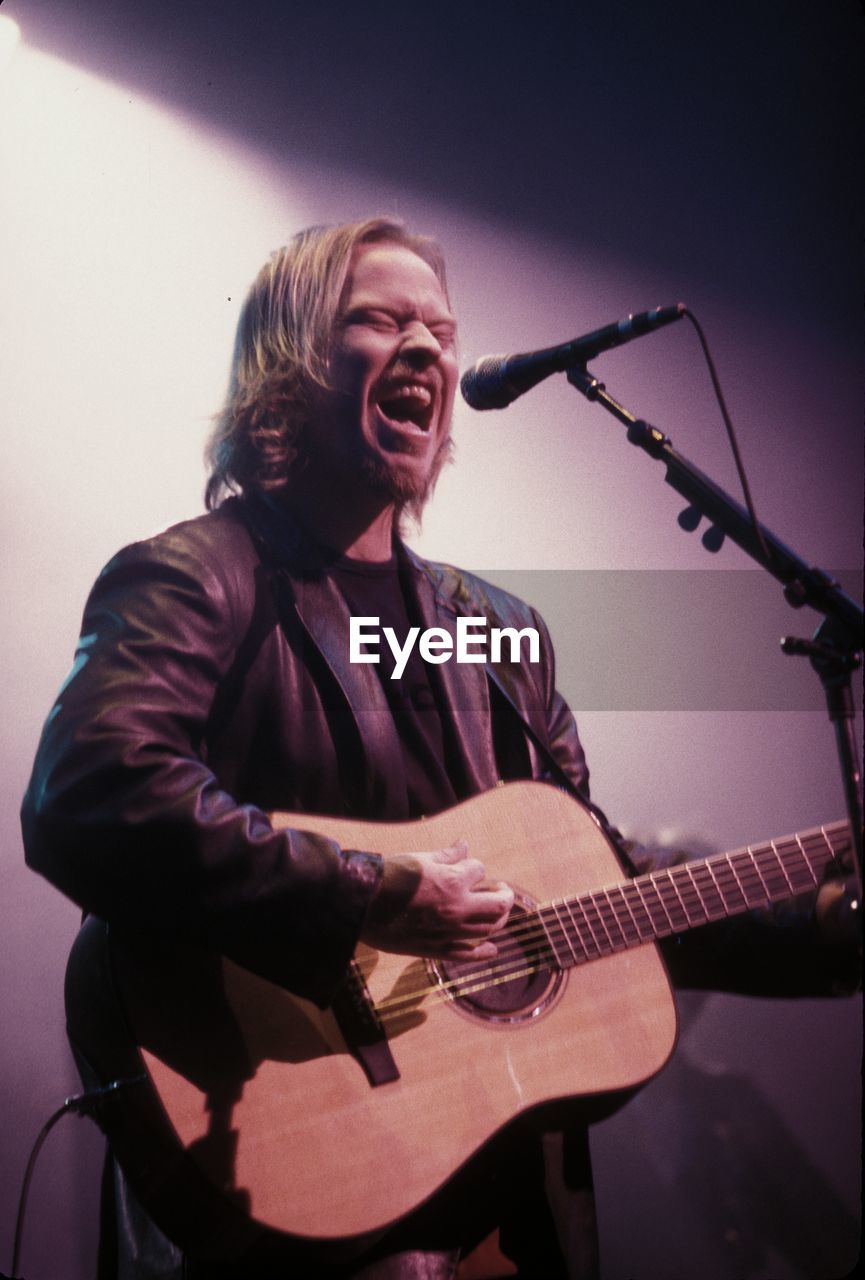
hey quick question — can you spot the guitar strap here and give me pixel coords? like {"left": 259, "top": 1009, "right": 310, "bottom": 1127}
{"left": 484, "top": 667, "right": 640, "bottom": 876}
{"left": 485, "top": 667, "right": 580, "bottom": 797}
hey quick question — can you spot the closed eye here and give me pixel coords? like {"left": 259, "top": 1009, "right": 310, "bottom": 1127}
{"left": 342, "top": 308, "right": 399, "bottom": 333}
{"left": 341, "top": 307, "right": 456, "bottom": 344}
{"left": 430, "top": 324, "right": 457, "bottom": 349}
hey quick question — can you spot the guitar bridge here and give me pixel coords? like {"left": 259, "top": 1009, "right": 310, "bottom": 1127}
{"left": 330, "top": 959, "right": 400, "bottom": 1088}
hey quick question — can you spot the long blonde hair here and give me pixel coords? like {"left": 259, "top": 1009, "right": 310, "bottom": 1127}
{"left": 205, "top": 218, "right": 450, "bottom": 512}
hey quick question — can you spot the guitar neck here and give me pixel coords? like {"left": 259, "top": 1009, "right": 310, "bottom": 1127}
{"left": 539, "top": 821, "right": 851, "bottom": 968}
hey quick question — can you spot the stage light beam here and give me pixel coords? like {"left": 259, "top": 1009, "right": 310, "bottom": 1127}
{"left": 0, "top": 14, "right": 21, "bottom": 71}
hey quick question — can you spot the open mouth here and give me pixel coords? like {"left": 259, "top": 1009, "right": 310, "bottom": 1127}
{"left": 374, "top": 381, "right": 435, "bottom": 433}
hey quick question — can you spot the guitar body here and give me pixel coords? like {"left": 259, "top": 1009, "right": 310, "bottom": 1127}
{"left": 66, "top": 782, "right": 677, "bottom": 1256}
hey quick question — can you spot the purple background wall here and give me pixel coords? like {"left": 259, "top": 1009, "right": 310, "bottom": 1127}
{"left": 1, "top": 2, "right": 861, "bottom": 1277}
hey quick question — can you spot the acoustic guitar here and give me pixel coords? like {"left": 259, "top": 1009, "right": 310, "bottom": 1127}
{"left": 64, "top": 781, "right": 849, "bottom": 1261}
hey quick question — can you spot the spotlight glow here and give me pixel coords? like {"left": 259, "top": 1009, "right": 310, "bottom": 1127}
{"left": 0, "top": 15, "right": 21, "bottom": 70}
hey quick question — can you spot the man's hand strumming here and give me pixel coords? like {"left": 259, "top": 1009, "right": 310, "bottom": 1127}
{"left": 360, "top": 840, "right": 515, "bottom": 960}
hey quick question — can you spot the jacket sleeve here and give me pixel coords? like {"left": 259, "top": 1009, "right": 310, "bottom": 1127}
{"left": 625, "top": 840, "right": 861, "bottom": 998}
{"left": 20, "top": 528, "right": 382, "bottom": 1007}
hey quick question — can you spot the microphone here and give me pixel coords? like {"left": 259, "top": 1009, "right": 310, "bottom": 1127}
{"left": 460, "top": 303, "right": 686, "bottom": 410}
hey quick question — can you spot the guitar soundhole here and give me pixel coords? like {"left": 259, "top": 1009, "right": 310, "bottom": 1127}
{"left": 430, "top": 897, "right": 564, "bottom": 1024}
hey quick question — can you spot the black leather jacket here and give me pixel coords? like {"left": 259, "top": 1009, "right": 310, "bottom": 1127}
{"left": 21, "top": 495, "right": 591, "bottom": 1007}
{"left": 24, "top": 493, "right": 855, "bottom": 1013}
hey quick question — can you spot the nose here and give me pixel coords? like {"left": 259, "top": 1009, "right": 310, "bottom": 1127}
{"left": 399, "top": 321, "right": 443, "bottom": 367}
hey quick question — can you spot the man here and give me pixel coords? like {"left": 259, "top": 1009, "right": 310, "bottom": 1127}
{"left": 21, "top": 218, "right": 856, "bottom": 1279}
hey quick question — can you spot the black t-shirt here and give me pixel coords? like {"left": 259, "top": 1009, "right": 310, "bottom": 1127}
{"left": 331, "top": 554, "right": 458, "bottom": 818}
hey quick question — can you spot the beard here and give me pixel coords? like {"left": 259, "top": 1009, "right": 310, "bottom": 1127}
{"left": 358, "top": 432, "right": 454, "bottom": 518}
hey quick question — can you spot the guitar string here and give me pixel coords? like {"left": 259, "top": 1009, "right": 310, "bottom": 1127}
{"left": 365, "top": 932, "right": 560, "bottom": 1021}
{"left": 354, "top": 822, "right": 845, "bottom": 988}
{"left": 377, "top": 961, "right": 554, "bottom": 1029}
{"left": 357, "top": 914, "right": 571, "bottom": 991}
{"left": 361, "top": 831, "right": 842, "bottom": 1019}
{"left": 375, "top": 956, "right": 559, "bottom": 1027}
{"left": 372, "top": 871, "right": 823, "bottom": 1023}
{"left": 368, "top": 879, "right": 742, "bottom": 1020}
{"left": 355, "top": 825, "right": 841, "bottom": 990}
{"left": 356, "top": 829, "right": 843, "bottom": 1020}
{"left": 357, "top": 866, "right": 708, "bottom": 990}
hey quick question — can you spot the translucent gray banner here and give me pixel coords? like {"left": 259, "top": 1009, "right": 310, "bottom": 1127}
{"left": 474, "top": 569, "right": 862, "bottom": 712}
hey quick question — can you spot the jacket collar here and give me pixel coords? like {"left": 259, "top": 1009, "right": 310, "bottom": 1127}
{"left": 399, "top": 546, "right": 498, "bottom": 796}
{"left": 238, "top": 494, "right": 503, "bottom": 801}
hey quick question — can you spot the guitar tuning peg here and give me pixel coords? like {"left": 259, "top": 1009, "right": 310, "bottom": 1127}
{"left": 677, "top": 505, "right": 702, "bottom": 532}
{"left": 701, "top": 525, "right": 726, "bottom": 553}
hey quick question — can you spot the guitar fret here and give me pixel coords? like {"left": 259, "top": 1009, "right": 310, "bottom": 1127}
{"left": 538, "top": 905, "right": 573, "bottom": 969}
{"left": 619, "top": 882, "right": 656, "bottom": 940}
{"left": 771, "top": 840, "right": 796, "bottom": 894}
{"left": 745, "top": 848, "right": 774, "bottom": 901}
{"left": 547, "top": 901, "right": 580, "bottom": 962}
{"left": 795, "top": 834, "right": 821, "bottom": 887}
{"left": 721, "top": 849, "right": 752, "bottom": 911}
{"left": 740, "top": 849, "right": 783, "bottom": 903}
{"left": 571, "top": 897, "right": 606, "bottom": 957}
{"left": 780, "top": 835, "right": 819, "bottom": 892}
{"left": 637, "top": 876, "right": 675, "bottom": 936}
{"left": 663, "top": 873, "right": 692, "bottom": 927}
{"left": 682, "top": 863, "right": 712, "bottom": 921}
{"left": 601, "top": 887, "right": 638, "bottom": 947}
{"left": 632, "top": 880, "right": 665, "bottom": 942}
{"left": 650, "top": 873, "right": 689, "bottom": 931}
{"left": 823, "top": 824, "right": 847, "bottom": 856}
{"left": 818, "top": 827, "right": 847, "bottom": 867}
{"left": 686, "top": 863, "right": 727, "bottom": 919}
{"left": 752, "top": 846, "right": 793, "bottom": 899}
{"left": 707, "top": 856, "right": 748, "bottom": 910}
{"left": 593, "top": 890, "right": 629, "bottom": 952}
{"left": 703, "top": 860, "right": 734, "bottom": 917}
{"left": 668, "top": 865, "right": 707, "bottom": 925}
{"left": 561, "top": 899, "right": 593, "bottom": 962}
{"left": 738, "top": 854, "right": 771, "bottom": 904}
{"left": 532, "top": 813, "right": 849, "bottom": 968}
{"left": 820, "top": 825, "right": 848, "bottom": 860}
{"left": 584, "top": 892, "right": 619, "bottom": 950}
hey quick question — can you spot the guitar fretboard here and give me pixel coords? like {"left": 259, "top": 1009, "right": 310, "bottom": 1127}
{"left": 538, "top": 822, "right": 850, "bottom": 969}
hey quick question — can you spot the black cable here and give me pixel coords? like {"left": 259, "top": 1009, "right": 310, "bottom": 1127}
{"left": 681, "top": 306, "right": 773, "bottom": 567}
{"left": 10, "top": 1077, "right": 145, "bottom": 1279}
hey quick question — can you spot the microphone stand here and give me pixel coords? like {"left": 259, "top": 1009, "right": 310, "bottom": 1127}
{"left": 567, "top": 364, "right": 864, "bottom": 901}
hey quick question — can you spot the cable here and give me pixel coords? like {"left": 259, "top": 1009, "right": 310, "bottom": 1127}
{"left": 681, "top": 307, "right": 772, "bottom": 566}
{"left": 10, "top": 1077, "right": 145, "bottom": 1279}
